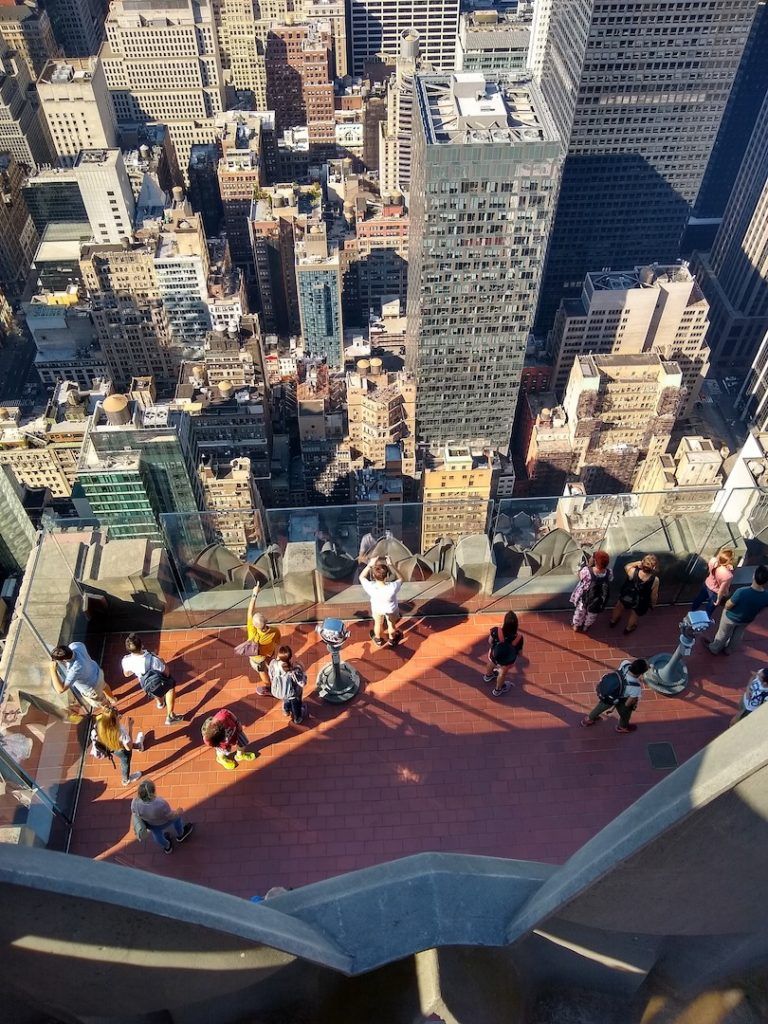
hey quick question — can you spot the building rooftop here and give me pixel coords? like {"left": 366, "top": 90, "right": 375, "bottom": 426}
{"left": 66, "top": 608, "right": 753, "bottom": 895}
{"left": 39, "top": 57, "right": 98, "bottom": 84}
{"left": 417, "top": 72, "right": 557, "bottom": 147}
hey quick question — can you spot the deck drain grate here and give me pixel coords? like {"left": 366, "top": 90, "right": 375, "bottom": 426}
{"left": 647, "top": 742, "right": 678, "bottom": 770}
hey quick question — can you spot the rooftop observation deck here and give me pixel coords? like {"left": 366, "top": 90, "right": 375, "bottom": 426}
{"left": 3, "top": 484, "right": 768, "bottom": 1024}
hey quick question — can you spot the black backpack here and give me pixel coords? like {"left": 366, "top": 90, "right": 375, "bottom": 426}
{"left": 584, "top": 569, "right": 610, "bottom": 614}
{"left": 596, "top": 665, "right": 628, "bottom": 706}
{"left": 489, "top": 626, "right": 521, "bottom": 667}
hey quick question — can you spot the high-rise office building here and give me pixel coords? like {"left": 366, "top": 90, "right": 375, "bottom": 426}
{"left": 296, "top": 361, "right": 351, "bottom": 504}
{"left": 455, "top": 8, "right": 530, "bottom": 73}
{"left": 295, "top": 221, "right": 344, "bottom": 368}
{"left": 199, "top": 457, "right": 265, "bottom": 558}
{"left": 298, "top": 0, "right": 347, "bottom": 77}
{"left": 737, "top": 328, "right": 768, "bottom": 432}
{"left": 79, "top": 238, "right": 177, "bottom": 389}
{"left": 347, "top": 359, "right": 416, "bottom": 476}
{"left": 406, "top": 71, "right": 562, "bottom": 454}
{"left": 349, "top": 0, "right": 458, "bottom": 76}
{"left": 0, "top": 2, "right": 59, "bottom": 80}
{"left": 101, "top": 0, "right": 225, "bottom": 125}
{"left": 693, "top": 90, "right": 768, "bottom": 376}
{"left": 634, "top": 436, "right": 724, "bottom": 517}
{"left": 44, "top": 0, "right": 105, "bottom": 59}
{"left": 265, "top": 23, "right": 335, "bottom": 151}
{"left": 217, "top": 118, "right": 263, "bottom": 271}
{"left": 0, "top": 48, "right": 54, "bottom": 168}
{"left": 561, "top": 352, "right": 684, "bottom": 494}
{"left": 76, "top": 391, "right": 202, "bottom": 538}
{"left": 378, "top": 28, "right": 428, "bottom": 197}
{"left": 0, "top": 463, "right": 36, "bottom": 571}
{"left": 38, "top": 57, "right": 117, "bottom": 168}
{"left": 353, "top": 194, "right": 409, "bottom": 316}
{"left": 695, "top": 0, "right": 768, "bottom": 222}
{"left": 550, "top": 264, "right": 710, "bottom": 415}
{"left": 526, "top": 0, "right": 550, "bottom": 79}
{"left": 0, "top": 154, "right": 38, "bottom": 299}
{"left": 249, "top": 183, "right": 311, "bottom": 336}
{"left": 535, "top": 0, "right": 757, "bottom": 333}
{"left": 421, "top": 444, "right": 493, "bottom": 550}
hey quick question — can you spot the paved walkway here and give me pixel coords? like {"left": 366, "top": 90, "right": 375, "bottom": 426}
{"left": 70, "top": 608, "right": 763, "bottom": 899}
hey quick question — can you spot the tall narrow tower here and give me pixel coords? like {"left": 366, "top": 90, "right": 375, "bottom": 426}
{"left": 406, "top": 71, "right": 562, "bottom": 454}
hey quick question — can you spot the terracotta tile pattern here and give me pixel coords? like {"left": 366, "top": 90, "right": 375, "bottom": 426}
{"left": 69, "top": 608, "right": 765, "bottom": 899}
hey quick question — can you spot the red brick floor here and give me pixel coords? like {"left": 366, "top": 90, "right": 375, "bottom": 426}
{"left": 69, "top": 608, "right": 765, "bottom": 899}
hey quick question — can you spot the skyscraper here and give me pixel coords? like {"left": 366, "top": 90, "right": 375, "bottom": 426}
{"left": 0, "top": 155, "right": 38, "bottom": 300}
{"left": 550, "top": 264, "right": 710, "bottom": 415}
{"left": 693, "top": 89, "right": 768, "bottom": 375}
{"left": 349, "top": 0, "right": 458, "bottom": 76}
{"left": 0, "top": 48, "right": 54, "bottom": 169}
{"left": 405, "top": 71, "right": 562, "bottom": 454}
{"left": 44, "top": 0, "right": 105, "bottom": 59}
{"left": 535, "top": 0, "right": 757, "bottom": 332}
{"left": 38, "top": 57, "right": 117, "bottom": 168}
{"left": 378, "top": 28, "right": 428, "bottom": 197}
{"left": 101, "top": 0, "right": 225, "bottom": 125}
{"left": 0, "top": 2, "right": 59, "bottom": 80}
{"left": 295, "top": 221, "right": 344, "bottom": 368}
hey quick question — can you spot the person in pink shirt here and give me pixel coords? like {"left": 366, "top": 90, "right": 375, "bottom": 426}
{"left": 691, "top": 548, "right": 734, "bottom": 618}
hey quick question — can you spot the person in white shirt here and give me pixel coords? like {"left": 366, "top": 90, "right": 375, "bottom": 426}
{"left": 360, "top": 555, "right": 404, "bottom": 647}
{"left": 581, "top": 658, "right": 649, "bottom": 733}
{"left": 121, "top": 633, "right": 182, "bottom": 726}
{"left": 730, "top": 668, "right": 768, "bottom": 727}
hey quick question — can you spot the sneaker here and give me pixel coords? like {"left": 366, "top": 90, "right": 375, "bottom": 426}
{"left": 235, "top": 750, "right": 257, "bottom": 761}
{"left": 177, "top": 823, "right": 194, "bottom": 843}
{"left": 491, "top": 683, "right": 511, "bottom": 697}
{"left": 615, "top": 723, "right": 638, "bottom": 733}
{"left": 217, "top": 755, "right": 238, "bottom": 770}
{"left": 162, "top": 839, "right": 173, "bottom": 854}
{"left": 255, "top": 686, "right": 271, "bottom": 696}
{"left": 122, "top": 770, "right": 142, "bottom": 786}
{"left": 164, "top": 713, "right": 183, "bottom": 726}
{"left": 572, "top": 624, "right": 584, "bottom": 633}
{"left": 293, "top": 708, "right": 308, "bottom": 725}
{"left": 482, "top": 670, "right": 498, "bottom": 683}
{"left": 155, "top": 699, "right": 164, "bottom": 709}
{"left": 580, "top": 716, "right": 598, "bottom": 727}
{"left": 389, "top": 631, "right": 402, "bottom": 647}
{"left": 134, "top": 731, "right": 145, "bottom": 752}
{"left": 369, "top": 630, "right": 386, "bottom": 647}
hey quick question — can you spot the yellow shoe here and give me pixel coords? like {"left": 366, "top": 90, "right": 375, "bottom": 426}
{"left": 235, "top": 750, "right": 257, "bottom": 761}
{"left": 217, "top": 755, "right": 238, "bottom": 770}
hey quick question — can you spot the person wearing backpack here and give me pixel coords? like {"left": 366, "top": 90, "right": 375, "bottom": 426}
{"left": 131, "top": 779, "right": 194, "bottom": 854}
{"left": 609, "top": 555, "right": 660, "bottom": 634}
{"left": 570, "top": 550, "right": 612, "bottom": 633}
{"left": 730, "top": 668, "right": 768, "bottom": 727}
{"left": 482, "top": 611, "right": 524, "bottom": 697}
{"left": 121, "top": 633, "right": 182, "bottom": 726}
{"left": 269, "top": 645, "right": 308, "bottom": 724}
{"left": 580, "top": 658, "right": 648, "bottom": 733}
{"left": 92, "top": 708, "right": 144, "bottom": 785}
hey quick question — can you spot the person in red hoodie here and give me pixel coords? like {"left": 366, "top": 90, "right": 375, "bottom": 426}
{"left": 201, "top": 708, "right": 257, "bottom": 770}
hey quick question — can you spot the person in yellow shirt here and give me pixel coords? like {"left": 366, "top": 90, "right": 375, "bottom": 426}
{"left": 246, "top": 584, "right": 281, "bottom": 696}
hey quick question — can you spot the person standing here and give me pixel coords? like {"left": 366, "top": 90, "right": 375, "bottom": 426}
{"left": 570, "top": 551, "right": 612, "bottom": 633}
{"left": 360, "top": 555, "right": 404, "bottom": 647}
{"left": 50, "top": 642, "right": 117, "bottom": 711}
{"left": 708, "top": 565, "right": 768, "bottom": 655}
{"left": 201, "top": 708, "right": 257, "bottom": 770}
{"left": 122, "top": 633, "right": 182, "bottom": 726}
{"left": 93, "top": 708, "right": 143, "bottom": 785}
{"left": 609, "top": 555, "right": 660, "bottom": 634}
{"left": 268, "top": 645, "right": 308, "bottom": 724}
{"left": 131, "top": 779, "right": 194, "bottom": 854}
{"left": 581, "top": 658, "right": 648, "bottom": 734}
{"left": 691, "top": 549, "right": 734, "bottom": 618}
{"left": 482, "top": 611, "right": 525, "bottom": 697}
{"left": 245, "top": 584, "right": 281, "bottom": 696}
{"left": 729, "top": 668, "right": 768, "bottom": 727}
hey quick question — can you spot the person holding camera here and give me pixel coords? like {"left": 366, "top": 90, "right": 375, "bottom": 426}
{"left": 360, "top": 555, "right": 404, "bottom": 648}
{"left": 245, "top": 582, "right": 282, "bottom": 696}
{"left": 609, "top": 555, "right": 660, "bottom": 634}
{"left": 268, "top": 645, "right": 308, "bottom": 724}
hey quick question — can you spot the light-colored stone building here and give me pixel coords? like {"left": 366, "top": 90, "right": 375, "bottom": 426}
{"left": 421, "top": 444, "right": 493, "bottom": 550}
{"left": 634, "top": 436, "right": 724, "bottom": 517}
{"left": 550, "top": 264, "right": 710, "bottom": 416}
{"left": 38, "top": 56, "right": 117, "bottom": 167}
